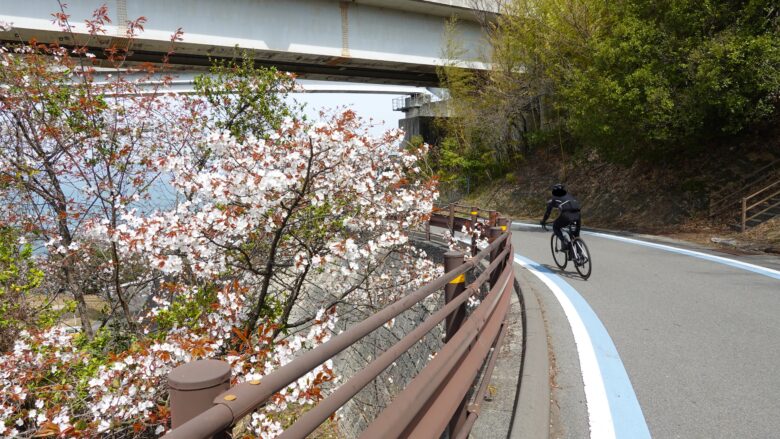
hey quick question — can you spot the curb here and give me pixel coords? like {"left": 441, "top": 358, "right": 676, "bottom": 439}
{"left": 509, "top": 268, "right": 550, "bottom": 439}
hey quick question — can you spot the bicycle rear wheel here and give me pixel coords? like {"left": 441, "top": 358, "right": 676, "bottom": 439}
{"left": 551, "top": 233, "right": 568, "bottom": 269}
{"left": 572, "top": 237, "right": 592, "bottom": 279}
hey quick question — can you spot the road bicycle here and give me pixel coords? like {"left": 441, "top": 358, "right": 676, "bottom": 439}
{"left": 544, "top": 223, "right": 592, "bottom": 279}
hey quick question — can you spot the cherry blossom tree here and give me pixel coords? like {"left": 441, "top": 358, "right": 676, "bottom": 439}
{"left": 120, "top": 110, "right": 439, "bottom": 338}
{"left": 0, "top": 4, "right": 440, "bottom": 437}
{"left": 0, "top": 5, "right": 194, "bottom": 335}
{"left": 0, "top": 283, "right": 340, "bottom": 437}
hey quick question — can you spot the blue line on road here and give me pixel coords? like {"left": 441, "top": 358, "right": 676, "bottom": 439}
{"left": 514, "top": 254, "right": 651, "bottom": 439}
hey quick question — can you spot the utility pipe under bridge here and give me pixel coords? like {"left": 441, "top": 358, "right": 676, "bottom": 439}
{"left": 0, "top": 0, "right": 497, "bottom": 86}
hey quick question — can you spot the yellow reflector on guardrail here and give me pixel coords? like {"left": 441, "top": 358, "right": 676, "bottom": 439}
{"left": 470, "top": 211, "right": 478, "bottom": 215}
{"left": 449, "top": 274, "right": 466, "bottom": 284}
{"left": 501, "top": 225, "right": 507, "bottom": 231}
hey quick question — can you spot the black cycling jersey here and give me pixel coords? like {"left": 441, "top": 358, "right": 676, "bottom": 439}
{"left": 542, "top": 192, "right": 582, "bottom": 241}
{"left": 542, "top": 193, "right": 581, "bottom": 223}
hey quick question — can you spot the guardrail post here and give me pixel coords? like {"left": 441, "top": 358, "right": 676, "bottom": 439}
{"left": 443, "top": 251, "right": 470, "bottom": 439}
{"left": 168, "top": 359, "right": 232, "bottom": 437}
{"left": 741, "top": 197, "right": 747, "bottom": 233}
{"left": 449, "top": 204, "right": 455, "bottom": 234}
{"left": 496, "top": 217, "right": 510, "bottom": 273}
{"left": 488, "top": 226, "right": 503, "bottom": 288}
{"left": 497, "top": 217, "right": 509, "bottom": 233}
{"left": 470, "top": 207, "right": 479, "bottom": 257}
{"left": 443, "top": 251, "right": 466, "bottom": 342}
{"left": 488, "top": 210, "right": 498, "bottom": 227}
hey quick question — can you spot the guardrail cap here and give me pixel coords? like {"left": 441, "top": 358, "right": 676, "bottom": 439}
{"left": 168, "top": 359, "right": 231, "bottom": 391}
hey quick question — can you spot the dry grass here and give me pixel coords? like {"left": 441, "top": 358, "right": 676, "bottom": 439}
{"left": 459, "top": 141, "right": 780, "bottom": 255}
{"left": 742, "top": 218, "right": 780, "bottom": 243}
{"left": 653, "top": 217, "right": 780, "bottom": 253}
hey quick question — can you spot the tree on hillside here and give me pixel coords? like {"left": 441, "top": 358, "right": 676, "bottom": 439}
{"left": 560, "top": 0, "right": 780, "bottom": 161}
{"left": 439, "top": 0, "right": 780, "bottom": 170}
{"left": 436, "top": 17, "right": 522, "bottom": 190}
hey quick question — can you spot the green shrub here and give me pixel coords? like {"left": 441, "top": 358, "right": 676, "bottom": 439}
{"left": 0, "top": 227, "right": 44, "bottom": 350}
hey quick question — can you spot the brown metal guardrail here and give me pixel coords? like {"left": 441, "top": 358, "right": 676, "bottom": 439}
{"left": 710, "top": 159, "right": 780, "bottom": 218}
{"left": 741, "top": 179, "right": 780, "bottom": 232}
{"left": 164, "top": 205, "right": 515, "bottom": 439}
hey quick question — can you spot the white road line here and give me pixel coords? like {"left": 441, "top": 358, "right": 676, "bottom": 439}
{"left": 513, "top": 221, "right": 780, "bottom": 280}
{"left": 455, "top": 233, "right": 649, "bottom": 438}
{"left": 513, "top": 254, "right": 617, "bottom": 439}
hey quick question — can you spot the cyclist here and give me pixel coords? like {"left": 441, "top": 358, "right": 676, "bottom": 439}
{"left": 540, "top": 183, "right": 581, "bottom": 258}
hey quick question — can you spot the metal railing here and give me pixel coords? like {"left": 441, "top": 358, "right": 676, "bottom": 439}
{"left": 709, "top": 159, "right": 780, "bottom": 218}
{"left": 741, "top": 179, "right": 780, "bottom": 232}
{"left": 391, "top": 93, "right": 432, "bottom": 112}
{"left": 164, "top": 205, "right": 515, "bottom": 439}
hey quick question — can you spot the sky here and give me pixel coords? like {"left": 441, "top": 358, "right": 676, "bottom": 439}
{"left": 290, "top": 80, "right": 430, "bottom": 137}
{"left": 293, "top": 93, "right": 404, "bottom": 136}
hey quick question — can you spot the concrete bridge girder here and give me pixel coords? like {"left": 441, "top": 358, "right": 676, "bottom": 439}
{"left": 81, "top": 70, "right": 433, "bottom": 96}
{"left": 0, "top": 0, "right": 495, "bottom": 86}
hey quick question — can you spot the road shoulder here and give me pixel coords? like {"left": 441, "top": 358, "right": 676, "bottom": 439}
{"left": 509, "top": 269, "right": 550, "bottom": 439}
{"left": 513, "top": 265, "right": 590, "bottom": 439}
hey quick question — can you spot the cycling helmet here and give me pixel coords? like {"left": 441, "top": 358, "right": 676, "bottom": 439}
{"left": 551, "top": 183, "right": 567, "bottom": 196}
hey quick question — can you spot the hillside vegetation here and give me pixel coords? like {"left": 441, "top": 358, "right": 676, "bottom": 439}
{"left": 461, "top": 135, "right": 780, "bottom": 252}
{"left": 434, "top": 0, "right": 780, "bottom": 235}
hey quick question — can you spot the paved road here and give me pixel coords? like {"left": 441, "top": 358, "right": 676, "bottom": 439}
{"left": 510, "top": 224, "right": 780, "bottom": 439}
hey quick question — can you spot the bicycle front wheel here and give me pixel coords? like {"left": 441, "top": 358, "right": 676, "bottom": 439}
{"left": 572, "top": 237, "right": 592, "bottom": 279}
{"left": 551, "top": 233, "right": 567, "bottom": 269}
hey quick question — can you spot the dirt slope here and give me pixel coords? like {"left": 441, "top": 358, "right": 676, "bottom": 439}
{"left": 461, "top": 136, "right": 780, "bottom": 253}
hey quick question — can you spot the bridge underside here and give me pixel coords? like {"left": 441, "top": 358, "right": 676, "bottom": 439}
{"left": 0, "top": 0, "right": 492, "bottom": 86}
